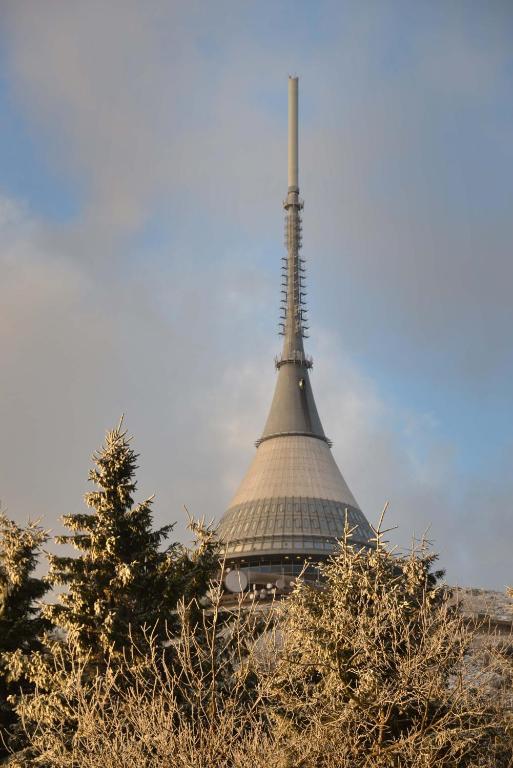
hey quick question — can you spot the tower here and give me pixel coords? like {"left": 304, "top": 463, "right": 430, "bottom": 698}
{"left": 217, "top": 78, "right": 373, "bottom": 583}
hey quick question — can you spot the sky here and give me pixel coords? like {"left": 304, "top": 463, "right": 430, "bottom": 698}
{"left": 0, "top": 1, "right": 512, "bottom": 589}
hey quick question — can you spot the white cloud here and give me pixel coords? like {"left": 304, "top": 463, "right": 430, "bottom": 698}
{"left": 0, "top": 2, "right": 512, "bottom": 590}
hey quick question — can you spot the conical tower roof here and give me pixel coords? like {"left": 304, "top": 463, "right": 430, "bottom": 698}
{"left": 218, "top": 78, "right": 372, "bottom": 563}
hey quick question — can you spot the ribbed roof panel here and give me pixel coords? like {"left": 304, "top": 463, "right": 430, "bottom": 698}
{"left": 229, "top": 435, "right": 357, "bottom": 508}
{"left": 217, "top": 435, "right": 373, "bottom": 557}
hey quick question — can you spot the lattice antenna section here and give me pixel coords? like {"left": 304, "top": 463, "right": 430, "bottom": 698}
{"left": 276, "top": 192, "right": 313, "bottom": 369}
{"left": 276, "top": 75, "right": 313, "bottom": 369}
{"left": 282, "top": 198, "right": 307, "bottom": 337}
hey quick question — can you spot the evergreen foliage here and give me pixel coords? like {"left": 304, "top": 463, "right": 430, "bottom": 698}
{"left": 0, "top": 513, "right": 48, "bottom": 757}
{"left": 42, "top": 419, "right": 218, "bottom": 658}
{"left": 4, "top": 420, "right": 220, "bottom": 764}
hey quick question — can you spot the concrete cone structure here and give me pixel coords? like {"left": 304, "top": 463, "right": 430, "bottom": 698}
{"left": 218, "top": 78, "right": 373, "bottom": 578}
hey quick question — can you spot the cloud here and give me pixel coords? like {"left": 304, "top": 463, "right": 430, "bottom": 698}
{"left": 310, "top": 332, "right": 513, "bottom": 589}
{"left": 1, "top": 0, "right": 288, "bottom": 254}
{"left": 0, "top": 2, "right": 512, "bottom": 590}
{"left": 0, "top": 197, "right": 121, "bottom": 521}
{"left": 0, "top": 192, "right": 273, "bottom": 542}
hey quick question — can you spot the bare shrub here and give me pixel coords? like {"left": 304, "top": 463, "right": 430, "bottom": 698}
{"left": 9, "top": 524, "right": 513, "bottom": 767}
{"left": 259, "top": 521, "right": 513, "bottom": 768}
{"left": 10, "top": 586, "right": 278, "bottom": 768}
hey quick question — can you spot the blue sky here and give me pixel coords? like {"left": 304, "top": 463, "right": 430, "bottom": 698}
{"left": 0, "top": 71, "right": 80, "bottom": 221}
{"left": 0, "top": 1, "right": 512, "bottom": 588}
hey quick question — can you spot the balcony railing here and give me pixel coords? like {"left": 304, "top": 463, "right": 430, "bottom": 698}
{"left": 274, "top": 350, "right": 313, "bottom": 369}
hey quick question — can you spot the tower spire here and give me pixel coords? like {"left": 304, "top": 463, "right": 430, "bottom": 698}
{"left": 259, "top": 76, "right": 325, "bottom": 445}
{"left": 216, "top": 77, "right": 372, "bottom": 577}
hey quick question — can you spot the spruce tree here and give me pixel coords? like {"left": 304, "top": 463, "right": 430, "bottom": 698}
{"left": 0, "top": 513, "right": 48, "bottom": 756}
{"left": 44, "top": 418, "right": 218, "bottom": 659}
{"left": 5, "top": 422, "right": 218, "bottom": 764}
